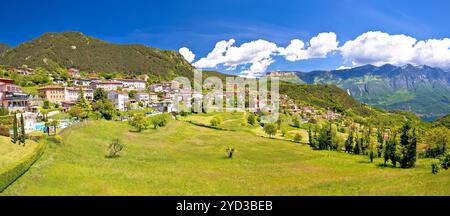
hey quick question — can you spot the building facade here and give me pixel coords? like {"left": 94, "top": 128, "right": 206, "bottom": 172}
{"left": 38, "top": 86, "right": 93, "bottom": 104}
{"left": 107, "top": 91, "right": 129, "bottom": 111}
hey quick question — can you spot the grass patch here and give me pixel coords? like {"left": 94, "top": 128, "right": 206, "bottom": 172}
{"left": 0, "top": 136, "right": 45, "bottom": 192}
{"left": 1, "top": 119, "right": 449, "bottom": 195}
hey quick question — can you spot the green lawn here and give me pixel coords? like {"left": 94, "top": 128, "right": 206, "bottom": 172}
{"left": 0, "top": 137, "right": 41, "bottom": 171}
{"left": 1, "top": 119, "right": 450, "bottom": 195}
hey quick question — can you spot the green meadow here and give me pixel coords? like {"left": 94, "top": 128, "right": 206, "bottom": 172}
{"left": 1, "top": 116, "right": 450, "bottom": 196}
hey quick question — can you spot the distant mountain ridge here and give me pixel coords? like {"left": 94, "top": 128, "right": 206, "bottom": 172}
{"left": 0, "top": 31, "right": 194, "bottom": 79}
{"left": 267, "top": 64, "right": 450, "bottom": 118}
{"left": 0, "top": 43, "right": 11, "bottom": 54}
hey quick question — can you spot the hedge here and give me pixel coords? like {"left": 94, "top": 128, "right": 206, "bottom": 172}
{"left": 0, "top": 141, "right": 46, "bottom": 192}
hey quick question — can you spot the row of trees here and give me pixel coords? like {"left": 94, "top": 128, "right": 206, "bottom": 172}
{"left": 307, "top": 121, "right": 418, "bottom": 168}
{"left": 129, "top": 112, "right": 171, "bottom": 132}
{"left": 68, "top": 88, "right": 117, "bottom": 121}
{"left": 10, "top": 113, "right": 26, "bottom": 146}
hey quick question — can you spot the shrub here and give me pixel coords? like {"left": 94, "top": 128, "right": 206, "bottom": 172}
{"left": 129, "top": 112, "right": 147, "bottom": 132}
{"left": 439, "top": 153, "right": 450, "bottom": 170}
{"left": 247, "top": 113, "right": 256, "bottom": 126}
{"left": 292, "top": 115, "right": 301, "bottom": 128}
{"left": 281, "top": 127, "right": 288, "bottom": 137}
{"left": 294, "top": 133, "right": 302, "bottom": 143}
{"left": 431, "top": 161, "right": 441, "bottom": 174}
{"left": 150, "top": 113, "right": 171, "bottom": 129}
{"left": 210, "top": 115, "right": 223, "bottom": 127}
{"left": 263, "top": 123, "right": 277, "bottom": 138}
{"left": 226, "top": 146, "right": 235, "bottom": 159}
{"left": 106, "top": 139, "right": 125, "bottom": 158}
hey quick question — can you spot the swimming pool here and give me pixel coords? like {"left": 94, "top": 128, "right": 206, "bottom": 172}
{"left": 32, "top": 120, "right": 73, "bottom": 131}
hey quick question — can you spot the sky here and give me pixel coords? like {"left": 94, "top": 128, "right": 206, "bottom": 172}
{"left": 0, "top": 0, "right": 449, "bottom": 76}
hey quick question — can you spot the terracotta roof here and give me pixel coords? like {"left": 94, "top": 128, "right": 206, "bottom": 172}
{"left": 114, "top": 78, "right": 146, "bottom": 82}
{"left": 38, "top": 86, "right": 65, "bottom": 90}
{"left": 108, "top": 90, "right": 128, "bottom": 95}
{"left": 94, "top": 81, "right": 122, "bottom": 85}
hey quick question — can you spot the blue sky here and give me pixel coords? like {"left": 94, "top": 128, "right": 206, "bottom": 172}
{"left": 1, "top": 0, "right": 449, "bottom": 75}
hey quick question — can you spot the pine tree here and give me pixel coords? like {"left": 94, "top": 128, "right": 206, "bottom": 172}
{"left": 353, "top": 134, "right": 362, "bottom": 155}
{"left": 400, "top": 122, "right": 411, "bottom": 168}
{"left": 408, "top": 128, "right": 417, "bottom": 168}
{"left": 345, "top": 130, "right": 354, "bottom": 153}
{"left": 19, "top": 113, "right": 26, "bottom": 145}
{"left": 383, "top": 132, "right": 390, "bottom": 166}
{"left": 390, "top": 133, "right": 398, "bottom": 167}
{"left": 11, "top": 112, "right": 18, "bottom": 144}
{"left": 77, "top": 87, "right": 92, "bottom": 114}
{"left": 377, "top": 128, "right": 384, "bottom": 158}
{"left": 308, "top": 125, "right": 313, "bottom": 147}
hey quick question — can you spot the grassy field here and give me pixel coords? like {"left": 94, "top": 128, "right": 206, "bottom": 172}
{"left": 0, "top": 136, "right": 44, "bottom": 191}
{"left": 0, "top": 137, "right": 41, "bottom": 171}
{"left": 1, "top": 117, "right": 449, "bottom": 196}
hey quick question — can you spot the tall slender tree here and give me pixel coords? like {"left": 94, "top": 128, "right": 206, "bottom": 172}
{"left": 11, "top": 112, "right": 18, "bottom": 144}
{"left": 345, "top": 130, "right": 354, "bottom": 153}
{"left": 19, "top": 113, "right": 26, "bottom": 145}
{"left": 399, "top": 121, "right": 417, "bottom": 168}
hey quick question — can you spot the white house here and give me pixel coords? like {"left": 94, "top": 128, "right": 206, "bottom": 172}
{"left": 73, "top": 78, "right": 100, "bottom": 86}
{"left": 91, "top": 81, "right": 123, "bottom": 91}
{"left": 113, "top": 79, "right": 146, "bottom": 90}
{"left": 149, "top": 84, "right": 163, "bottom": 93}
{"left": 107, "top": 91, "right": 129, "bottom": 111}
{"left": 135, "top": 92, "right": 150, "bottom": 105}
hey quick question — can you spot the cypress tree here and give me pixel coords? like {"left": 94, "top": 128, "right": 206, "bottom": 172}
{"left": 345, "top": 130, "right": 354, "bottom": 153}
{"left": 377, "top": 128, "right": 384, "bottom": 158}
{"left": 383, "top": 132, "right": 390, "bottom": 166}
{"left": 11, "top": 112, "right": 18, "bottom": 144}
{"left": 391, "top": 133, "right": 398, "bottom": 167}
{"left": 308, "top": 125, "right": 313, "bottom": 147}
{"left": 400, "top": 122, "right": 410, "bottom": 168}
{"left": 20, "top": 113, "right": 26, "bottom": 145}
{"left": 405, "top": 128, "right": 417, "bottom": 168}
{"left": 353, "top": 134, "right": 362, "bottom": 155}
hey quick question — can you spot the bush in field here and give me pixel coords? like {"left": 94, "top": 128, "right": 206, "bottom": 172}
{"left": 210, "top": 115, "right": 223, "bottom": 127}
{"left": 294, "top": 133, "right": 302, "bottom": 143}
{"left": 247, "top": 113, "right": 256, "bottom": 126}
{"left": 150, "top": 113, "right": 171, "bottom": 129}
{"left": 439, "top": 153, "right": 450, "bottom": 170}
{"left": 68, "top": 106, "right": 88, "bottom": 120}
{"left": 226, "top": 146, "right": 235, "bottom": 159}
{"left": 281, "top": 127, "right": 288, "bottom": 137}
{"left": 263, "top": 123, "right": 277, "bottom": 138}
{"left": 129, "top": 112, "right": 147, "bottom": 132}
{"left": 431, "top": 160, "right": 441, "bottom": 174}
{"left": 292, "top": 115, "right": 301, "bottom": 128}
{"left": 106, "top": 139, "right": 125, "bottom": 158}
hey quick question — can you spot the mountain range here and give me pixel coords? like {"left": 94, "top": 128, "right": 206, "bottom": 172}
{"left": 267, "top": 64, "right": 450, "bottom": 119}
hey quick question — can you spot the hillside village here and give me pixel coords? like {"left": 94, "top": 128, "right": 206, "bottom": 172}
{"left": 0, "top": 65, "right": 343, "bottom": 134}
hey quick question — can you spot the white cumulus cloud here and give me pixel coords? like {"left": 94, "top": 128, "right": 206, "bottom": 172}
{"left": 340, "top": 31, "right": 450, "bottom": 68}
{"left": 278, "top": 32, "right": 339, "bottom": 61}
{"left": 193, "top": 39, "right": 278, "bottom": 76}
{"left": 411, "top": 38, "right": 450, "bottom": 68}
{"left": 178, "top": 47, "right": 196, "bottom": 63}
{"left": 340, "top": 31, "right": 417, "bottom": 66}
{"left": 189, "top": 31, "right": 450, "bottom": 76}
